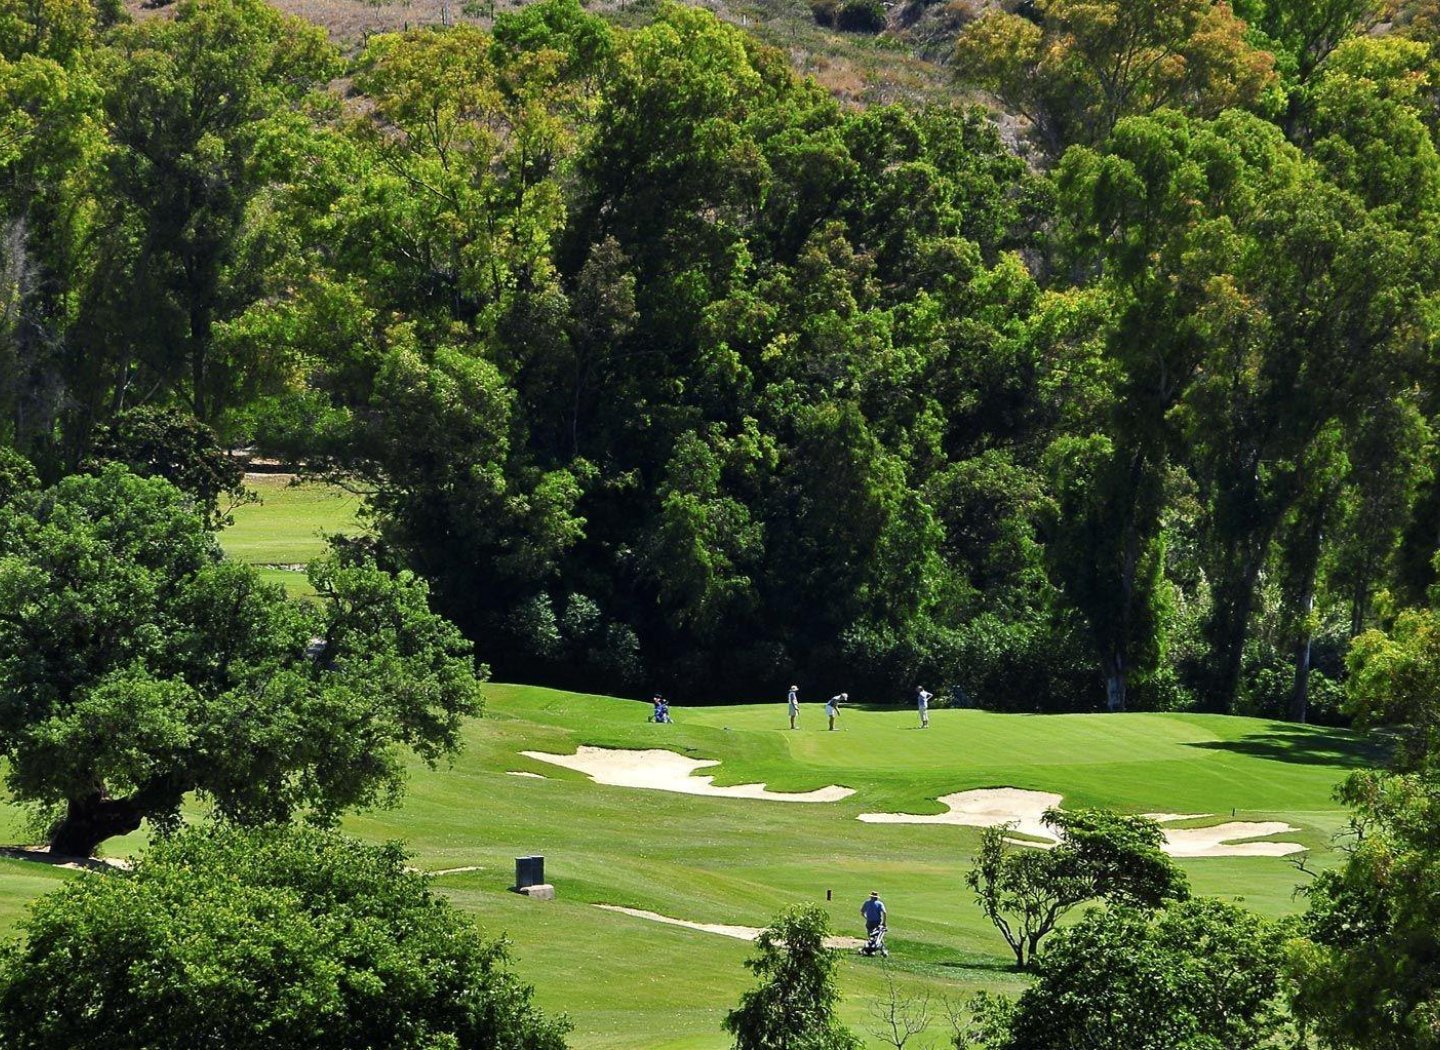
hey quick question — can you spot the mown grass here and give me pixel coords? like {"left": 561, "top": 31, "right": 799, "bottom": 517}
{"left": 221, "top": 473, "right": 365, "bottom": 596}
{"left": 0, "top": 483, "right": 1372, "bottom": 1048}
{"left": 0, "top": 682, "right": 1367, "bottom": 1048}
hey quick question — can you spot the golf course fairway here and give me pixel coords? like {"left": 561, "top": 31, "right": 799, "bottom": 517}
{"left": 0, "top": 480, "right": 1381, "bottom": 1048}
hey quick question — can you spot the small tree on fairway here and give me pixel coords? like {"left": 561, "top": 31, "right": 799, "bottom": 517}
{"left": 966, "top": 809, "right": 1188, "bottom": 968}
{"left": 724, "top": 905, "right": 862, "bottom": 1050}
{"left": 0, "top": 825, "right": 571, "bottom": 1050}
{"left": 0, "top": 467, "right": 483, "bottom": 856}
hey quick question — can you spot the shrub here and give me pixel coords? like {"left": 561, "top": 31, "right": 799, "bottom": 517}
{"left": 0, "top": 826, "right": 570, "bottom": 1050}
{"left": 835, "top": 0, "right": 886, "bottom": 31}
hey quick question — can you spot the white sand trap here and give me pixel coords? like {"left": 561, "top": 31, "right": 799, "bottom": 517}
{"left": 858, "top": 787, "right": 1064, "bottom": 843}
{"left": 1162, "top": 821, "right": 1303, "bottom": 858}
{"left": 506, "top": 770, "right": 547, "bottom": 779}
{"left": 595, "top": 905, "right": 864, "bottom": 949}
{"left": 857, "top": 789, "right": 1304, "bottom": 857}
{"left": 519, "top": 747, "right": 854, "bottom": 802}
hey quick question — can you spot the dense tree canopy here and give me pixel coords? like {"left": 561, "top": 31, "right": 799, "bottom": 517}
{"left": 968, "top": 898, "right": 1289, "bottom": 1050}
{"left": 2, "top": 0, "right": 1440, "bottom": 717}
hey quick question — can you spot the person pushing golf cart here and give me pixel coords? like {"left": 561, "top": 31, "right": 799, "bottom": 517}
{"left": 859, "top": 891, "right": 888, "bottom": 957}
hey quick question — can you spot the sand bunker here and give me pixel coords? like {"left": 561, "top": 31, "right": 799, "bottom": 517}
{"left": 857, "top": 788, "right": 1304, "bottom": 858}
{"left": 859, "top": 787, "right": 1064, "bottom": 842}
{"left": 506, "top": 770, "right": 547, "bottom": 779}
{"left": 595, "top": 905, "right": 863, "bottom": 949}
{"left": 519, "top": 747, "right": 854, "bottom": 802}
{"left": 1162, "top": 821, "right": 1302, "bottom": 858}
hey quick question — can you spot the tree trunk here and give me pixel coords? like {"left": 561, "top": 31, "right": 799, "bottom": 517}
{"left": 49, "top": 791, "right": 144, "bottom": 858}
{"left": 1101, "top": 651, "right": 1127, "bottom": 713}
{"left": 1290, "top": 630, "right": 1312, "bottom": 724}
{"left": 1206, "top": 549, "right": 1266, "bottom": 713}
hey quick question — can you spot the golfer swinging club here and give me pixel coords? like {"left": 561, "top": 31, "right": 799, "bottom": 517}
{"left": 826, "top": 692, "right": 846, "bottom": 731}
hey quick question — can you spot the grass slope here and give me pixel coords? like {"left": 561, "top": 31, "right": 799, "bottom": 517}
{"left": 223, "top": 473, "right": 364, "bottom": 596}
{"left": 338, "top": 684, "right": 1366, "bottom": 1046}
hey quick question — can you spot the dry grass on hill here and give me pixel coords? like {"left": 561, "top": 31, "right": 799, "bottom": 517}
{"left": 128, "top": 0, "right": 971, "bottom": 106}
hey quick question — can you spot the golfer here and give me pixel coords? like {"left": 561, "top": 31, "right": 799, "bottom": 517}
{"left": 916, "top": 686, "right": 932, "bottom": 729}
{"left": 861, "top": 891, "right": 886, "bottom": 935}
{"left": 826, "top": 692, "right": 846, "bottom": 731}
{"left": 787, "top": 685, "right": 800, "bottom": 730}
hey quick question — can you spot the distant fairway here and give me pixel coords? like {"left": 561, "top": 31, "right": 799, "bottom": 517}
{"left": 222, "top": 472, "right": 364, "bottom": 595}
{"left": 0, "top": 481, "right": 1381, "bottom": 1048}
{"left": 0, "top": 683, "right": 1374, "bottom": 1047}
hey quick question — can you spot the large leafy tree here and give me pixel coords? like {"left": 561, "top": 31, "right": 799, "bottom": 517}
{"left": 952, "top": 0, "right": 1276, "bottom": 157}
{"left": 0, "top": 825, "right": 570, "bottom": 1049}
{"left": 967, "top": 809, "right": 1189, "bottom": 968}
{"left": 1289, "top": 768, "right": 1440, "bottom": 1049}
{"left": 76, "top": 0, "right": 338, "bottom": 425}
{"left": 969, "top": 899, "right": 1289, "bottom": 1050}
{"left": 0, "top": 467, "right": 483, "bottom": 856}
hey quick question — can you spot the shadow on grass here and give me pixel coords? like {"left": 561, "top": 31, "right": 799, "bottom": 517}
{"left": 1184, "top": 728, "right": 1389, "bottom": 769}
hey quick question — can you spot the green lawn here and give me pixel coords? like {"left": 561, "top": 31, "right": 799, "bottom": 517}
{"left": 0, "top": 480, "right": 1374, "bottom": 1046}
{"left": 221, "top": 473, "right": 365, "bottom": 595}
{"left": 0, "top": 684, "right": 1369, "bottom": 1048}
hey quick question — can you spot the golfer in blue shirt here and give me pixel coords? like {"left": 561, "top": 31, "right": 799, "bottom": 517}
{"left": 861, "top": 891, "right": 886, "bottom": 934}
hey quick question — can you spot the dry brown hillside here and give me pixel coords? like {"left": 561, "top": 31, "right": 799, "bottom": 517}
{"left": 129, "top": 0, "right": 981, "bottom": 105}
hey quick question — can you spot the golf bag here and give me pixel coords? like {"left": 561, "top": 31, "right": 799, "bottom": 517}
{"left": 858, "top": 925, "right": 888, "bottom": 958}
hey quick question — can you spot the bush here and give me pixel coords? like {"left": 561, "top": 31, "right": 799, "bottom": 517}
{"left": 970, "top": 899, "right": 1289, "bottom": 1050}
{"left": 809, "top": 0, "right": 839, "bottom": 26}
{"left": 0, "top": 826, "right": 570, "bottom": 1050}
{"left": 724, "top": 905, "right": 861, "bottom": 1050}
{"left": 835, "top": 0, "right": 886, "bottom": 31}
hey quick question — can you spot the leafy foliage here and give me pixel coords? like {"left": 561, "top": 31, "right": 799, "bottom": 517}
{"left": 1289, "top": 768, "right": 1440, "bottom": 1050}
{"left": 723, "top": 904, "right": 862, "bottom": 1050}
{"left": 965, "top": 899, "right": 1289, "bottom": 1050}
{"left": 0, "top": 467, "right": 483, "bottom": 855}
{"left": 0, "top": 825, "right": 570, "bottom": 1050}
{"left": 965, "top": 809, "right": 1188, "bottom": 968}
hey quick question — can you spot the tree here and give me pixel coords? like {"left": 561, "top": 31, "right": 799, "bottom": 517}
{"left": 968, "top": 899, "right": 1289, "bottom": 1050}
{"left": 87, "top": 404, "right": 249, "bottom": 527}
{"left": 0, "top": 824, "right": 570, "bottom": 1049}
{"left": 0, "top": 467, "right": 483, "bottom": 856}
{"left": 81, "top": 0, "right": 339, "bottom": 424}
{"left": 723, "top": 904, "right": 862, "bottom": 1050}
{"left": 952, "top": 0, "right": 1276, "bottom": 157}
{"left": 868, "top": 968, "right": 937, "bottom": 1050}
{"left": 1289, "top": 767, "right": 1440, "bottom": 1050}
{"left": 1346, "top": 604, "right": 1440, "bottom": 766}
{"left": 966, "top": 809, "right": 1189, "bottom": 968}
